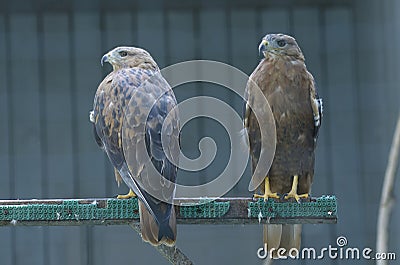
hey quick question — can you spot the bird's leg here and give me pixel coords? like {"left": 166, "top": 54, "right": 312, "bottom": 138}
{"left": 114, "top": 169, "right": 136, "bottom": 199}
{"left": 114, "top": 168, "right": 123, "bottom": 187}
{"left": 117, "top": 189, "right": 136, "bottom": 199}
{"left": 284, "top": 175, "right": 309, "bottom": 202}
{"left": 253, "top": 176, "right": 280, "bottom": 201}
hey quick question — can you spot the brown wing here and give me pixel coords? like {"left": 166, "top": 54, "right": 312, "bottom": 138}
{"left": 244, "top": 72, "right": 262, "bottom": 175}
{"left": 93, "top": 71, "right": 152, "bottom": 207}
{"left": 245, "top": 63, "right": 277, "bottom": 192}
{"left": 121, "top": 69, "right": 179, "bottom": 245}
{"left": 93, "top": 68, "right": 179, "bottom": 245}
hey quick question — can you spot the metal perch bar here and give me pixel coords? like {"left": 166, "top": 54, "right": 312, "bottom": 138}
{"left": 0, "top": 196, "right": 336, "bottom": 265}
{"left": 0, "top": 196, "right": 337, "bottom": 226}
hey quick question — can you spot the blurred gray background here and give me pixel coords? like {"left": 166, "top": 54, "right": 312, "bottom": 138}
{"left": 0, "top": 0, "right": 399, "bottom": 264}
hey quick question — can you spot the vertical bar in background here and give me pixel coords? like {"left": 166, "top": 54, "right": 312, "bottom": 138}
{"left": 199, "top": 10, "right": 229, "bottom": 63}
{"left": 166, "top": 9, "right": 202, "bottom": 187}
{"left": 166, "top": 9, "right": 198, "bottom": 65}
{"left": 353, "top": 0, "right": 389, "bottom": 254}
{"left": 229, "top": 9, "right": 258, "bottom": 195}
{"left": 197, "top": 9, "right": 231, "bottom": 194}
{"left": 230, "top": 9, "right": 259, "bottom": 75}
{"left": 9, "top": 13, "right": 43, "bottom": 265}
{"left": 9, "top": 16, "right": 42, "bottom": 199}
{"left": 353, "top": 0, "right": 387, "bottom": 186}
{"left": 260, "top": 8, "right": 290, "bottom": 35}
{"left": 318, "top": 10, "right": 341, "bottom": 264}
{"left": 48, "top": 226, "right": 82, "bottom": 265}
{"left": 42, "top": 14, "right": 73, "bottom": 200}
{"left": 73, "top": 12, "right": 104, "bottom": 198}
{"left": 325, "top": 8, "right": 366, "bottom": 257}
{"left": 103, "top": 12, "right": 135, "bottom": 52}
{"left": 381, "top": 1, "right": 398, "bottom": 133}
{"left": 0, "top": 14, "right": 13, "bottom": 265}
{"left": 387, "top": 0, "right": 400, "bottom": 256}
{"left": 0, "top": 15, "right": 10, "bottom": 199}
{"left": 68, "top": 11, "right": 79, "bottom": 202}
{"left": 73, "top": 12, "right": 104, "bottom": 265}
{"left": 37, "top": 13, "right": 49, "bottom": 265}
{"left": 41, "top": 13, "right": 82, "bottom": 265}
{"left": 74, "top": 11, "right": 104, "bottom": 265}
{"left": 292, "top": 9, "right": 322, "bottom": 80}
{"left": 137, "top": 10, "right": 166, "bottom": 68}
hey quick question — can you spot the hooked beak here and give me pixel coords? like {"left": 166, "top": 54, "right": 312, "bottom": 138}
{"left": 101, "top": 53, "right": 109, "bottom": 66}
{"left": 258, "top": 39, "right": 268, "bottom": 56}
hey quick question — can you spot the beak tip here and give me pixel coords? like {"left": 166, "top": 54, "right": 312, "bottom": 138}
{"left": 101, "top": 54, "right": 108, "bottom": 66}
{"left": 258, "top": 40, "right": 268, "bottom": 56}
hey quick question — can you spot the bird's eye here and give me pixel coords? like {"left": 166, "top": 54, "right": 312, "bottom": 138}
{"left": 277, "top": 40, "right": 286, "bottom": 47}
{"left": 119, "top": 51, "right": 128, "bottom": 57}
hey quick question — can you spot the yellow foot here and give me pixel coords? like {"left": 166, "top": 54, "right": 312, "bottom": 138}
{"left": 253, "top": 176, "right": 280, "bottom": 201}
{"left": 284, "top": 192, "right": 308, "bottom": 202}
{"left": 254, "top": 192, "right": 280, "bottom": 201}
{"left": 117, "top": 189, "right": 136, "bottom": 199}
{"left": 283, "top": 175, "right": 308, "bottom": 202}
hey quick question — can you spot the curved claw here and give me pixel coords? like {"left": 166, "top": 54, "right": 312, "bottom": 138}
{"left": 117, "top": 189, "right": 136, "bottom": 199}
{"left": 253, "top": 176, "right": 280, "bottom": 201}
{"left": 283, "top": 175, "right": 310, "bottom": 203}
{"left": 284, "top": 192, "right": 309, "bottom": 203}
{"left": 254, "top": 192, "right": 280, "bottom": 201}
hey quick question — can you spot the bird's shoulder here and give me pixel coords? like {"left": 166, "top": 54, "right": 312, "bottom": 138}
{"left": 95, "top": 68, "right": 163, "bottom": 105}
{"left": 95, "top": 72, "right": 113, "bottom": 98}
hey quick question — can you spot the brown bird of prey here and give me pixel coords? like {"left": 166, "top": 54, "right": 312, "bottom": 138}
{"left": 244, "top": 34, "right": 323, "bottom": 256}
{"left": 91, "top": 46, "right": 179, "bottom": 246}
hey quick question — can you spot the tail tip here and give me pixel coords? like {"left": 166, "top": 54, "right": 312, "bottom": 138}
{"left": 158, "top": 223, "right": 176, "bottom": 243}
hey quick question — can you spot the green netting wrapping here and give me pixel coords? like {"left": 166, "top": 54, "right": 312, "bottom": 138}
{"left": 248, "top": 195, "right": 337, "bottom": 219}
{"left": 179, "top": 199, "right": 230, "bottom": 218}
{"left": 0, "top": 198, "right": 140, "bottom": 222}
{"left": 0, "top": 196, "right": 335, "bottom": 222}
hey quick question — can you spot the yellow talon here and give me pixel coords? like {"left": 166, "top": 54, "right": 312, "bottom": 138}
{"left": 117, "top": 189, "right": 136, "bottom": 199}
{"left": 253, "top": 176, "right": 280, "bottom": 201}
{"left": 284, "top": 175, "right": 309, "bottom": 202}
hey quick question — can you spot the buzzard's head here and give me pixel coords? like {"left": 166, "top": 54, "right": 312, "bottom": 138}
{"left": 258, "top": 33, "right": 304, "bottom": 61}
{"left": 101, "top": 46, "right": 158, "bottom": 71}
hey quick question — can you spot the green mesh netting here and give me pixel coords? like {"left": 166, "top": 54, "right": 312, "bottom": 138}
{"left": 0, "top": 198, "right": 139, "bottom": 221}
{"left": 248, "top": 195, "right": 337, "bottom": 219}
{"left": 179, "top": 199, "right": 230, "bottom": 218}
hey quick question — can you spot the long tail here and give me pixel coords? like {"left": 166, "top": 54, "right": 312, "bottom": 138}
{"left": 263, "top": 224, "right": 302, "bottom": 259}
{"left": 139, "top": 201, "right": 176, "bottom": 246}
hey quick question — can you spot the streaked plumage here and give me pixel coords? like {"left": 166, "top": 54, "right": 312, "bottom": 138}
{"left": 91, "top": 46, "right": 179, "bottom": 246}
{"left": 244, "top": 34, "right": 323, "bottom": 256}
